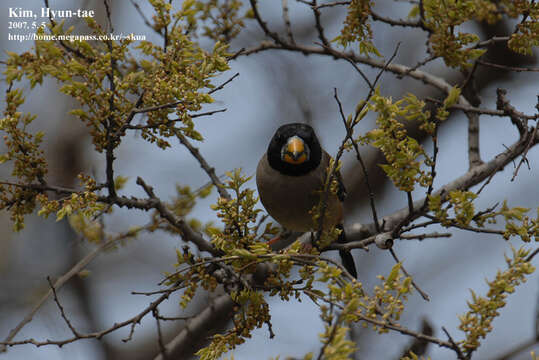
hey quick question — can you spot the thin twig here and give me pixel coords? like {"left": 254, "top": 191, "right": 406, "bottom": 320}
{"left": 312, "top": 0, "right": 350, "bottom": 9}
{"left": 42, "top": 0, "right": 94, "bottom": 61}
{"left": 207, "top": 72, "right": 240, "bottom": 95}
{"left": 0, "top": 292, "right": 171, "bottom": 348}
{"left": 105, "top": 36, "right": 118, "bottom": 199}
{"left": 132, "top": 284, "right": 187, "bottom": 296}
{"left": 398, "top": 54, "right": 438, "bottom": 79}
{"left": 249, "top": 0, "right": 286, "bottom": 45}
{"left": 312, "top": 0, "right": 330, "bottom": 47}
{"left": 512, "top": 125, "right": 537, "bottom": 181}
{"left": 467, "top": 110, "right": 482, "bottom": 169}
{"left": 399, "top": 232, "right": 452, "bottom": 240}
{"left": 306, "top": 290, "right": 455, "bottom": 351}
{"left": 424, "top": 120, "right": 439, "bottom": 205}
{"left": 47, "top": 277, "right": 81, "bottom": 337}
{"left": 477, "top": 59, "right": 539, "bottom": 73}
{"left": 442, "top": 326, "right": 466, "bottom": 360}
{"left": 422, "top": 215, "right": 505, "bottom": 235}
{"left": 128, "top": 177, "right": 218, "bottom": 255}
{"left": 158, "top": 315, "right": 194, "bottom": 321}
{"left": 333, "top": 89, "right": 380, "bottom": 231}
{"left": 317, "top": 313, "right": 343, "bottom": 360}
{"left": 389, "top": 248, "right": 430, "bottom": 301}
{"left": 407, "top": 192, "right": 414, "bottom": 214}
{"left": 526, "top": 248, "right": 539, "bottom": 262}
{"left": 132, "top": 100, "right": 184, "bottom": 114}
{"left": 371, "top": 11, "right": 426, "bottom": 29}
{"left": 0, "top": 181, "right": 93, "bottom": 195}
{"left": 129, "top": 0, "right": 163, "bottom": 36}
{"left": 174, "top": 130, "right": 231, "bottom": 200}
{"left": 281, "top": 0, "right": 295, "bottom": 44}
{"left": 474, "top": 36, "right": 510, "bottom": 48}
{"left": 103, "top": 0, "right": 113, "bottom": 33}
{"left": 153, "top": 294, "right": 236, "bottom": 360}
{"left": 497, "top": 88, "right": 528, "bottom": 136}
{"left": 153, "top": 308, "right": 168, "bottom": 360}
{"left": 125, "top": 109, "right": 227, "bottom": 130}
{"left": 0, "top": 229, "right": 150, "bottom": 351}
{"left": 190, "top": 108, "right": 228, "bottom": 118}
{"left": 317, "top": 42, "right": 374, "bottom": 92}
{"left": 425, "top": 97, "right": 538, "bottom": 120}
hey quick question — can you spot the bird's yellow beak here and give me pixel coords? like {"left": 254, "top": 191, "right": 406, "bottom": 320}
{"left": 282, "top": 136, "right": 308, "bottom": 164}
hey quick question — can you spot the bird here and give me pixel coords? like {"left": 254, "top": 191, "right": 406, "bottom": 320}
{"left": 256, "top": 123, "right": 357, "bottom": 278}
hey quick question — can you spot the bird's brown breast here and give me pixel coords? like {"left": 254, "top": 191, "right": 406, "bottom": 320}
{"left": 256, "top": 152, "right": 342, "bottom": 232}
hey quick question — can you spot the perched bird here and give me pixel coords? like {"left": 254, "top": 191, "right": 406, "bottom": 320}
{"left": 256, "top": 123, "right": 357, "bottom": 278}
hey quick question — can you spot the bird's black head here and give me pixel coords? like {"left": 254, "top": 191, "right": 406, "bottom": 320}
{"left": 267, "top": 123, "right": 322, "bottom": 176}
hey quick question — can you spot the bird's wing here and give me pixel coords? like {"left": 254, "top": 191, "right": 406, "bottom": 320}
{"left": 335, "top": 169, "right": 346, "bottom": 202}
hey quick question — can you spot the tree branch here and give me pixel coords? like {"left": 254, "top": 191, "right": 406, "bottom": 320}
{"left": 153, "top": 294, "right": 236, "bottom": 360}
{"left": 339, "top": 128, "right": 538, "bottom": 244}
{"left": 0, "top": 228, "right": 146, "bottom": 351}
{"left": 174, "top": 130, "right": 231, "bottom": 201}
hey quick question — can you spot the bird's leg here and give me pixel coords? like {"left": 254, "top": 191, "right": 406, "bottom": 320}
{"left": 304, "top": 232, "right": 317, "bottom": 253}
{"left": 267, "top": 235, "right": 281, "bottom": 246}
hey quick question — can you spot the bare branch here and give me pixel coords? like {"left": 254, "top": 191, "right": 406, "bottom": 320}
{"left": 400, "top": 319, "right": 434, "bottom": 358}
{"left": 282, "top": 0, "right": 295, "bottom": 44}
{"left": 124, "top": 177, "right": 218, "bottom": 255}
{"left": 207, "top": 72, "right": 240, "bottom": 95}
{"left": 371, "top": 11, "right": 426, "bottom": 29}
{"left": 124, "top": 109, "right": 227, "bottom": 130}
{"left": 343, "top": 129, "right": 538, "bottom": 244}
{"left": 129, "top": 0, "right": 163, "bottom": 36}
{"left": 425, "top": 97, "right": 538, "bottom": 120}
{"left": 389, "top": 248, "right": 430, "bottom": 301}
{"left": 0, "top": 229, "right": 135, "bottom": 351}
{"left": 249, "top": 0, "right": 286, "bottom": 45}
{"left": 333, "top": 89, "right": 380, "bottom": 229}
{"left": 442, "top": 326, "right": 466, "bottom": 360}
{"left": 105, "top": 36, "right": 118, "bottom": 199}
{"left": 319, "top": 43, "right": 373, "bottom": 91}
{"left": 311, "top": 0, "right": 350, "bottom": 9}
{"left": 312, "top": 0, "right": 330, "bottom": 47}
{"left": 474, "top": 36, "right": 510, "bottom": 48}
{"left": 317, "top": 312, "right": 343, "bottom": 360}
{"left": 477, "top": 59, "right": 539, "bottom": 73}
{"left": 512, "top": 125, "right": 537, "bottom": 181}
{"left": 467, "top": 111, "right": 482, "bottom": 169}
{"left": 174, "top": 130, "right": 231, "bottom": 200}
{"left": 153, "top": 294, "right": 236, "bottom": 360}
{"left": 132, "top": 100, "right": 184, "bottom": 114}
{"left": 42, "top": 0, "right": 95, "bottom": 62}
{"left": 103, "top": 0, "right": 113, "bottom": 33}
{"left": 47, "top": 277, "right": 81, "bottom": 337}
{"left": 526, "top": 248, "right": 539, "bottom": 262}
{"left": 153, "top": 308, "right": 168, "bottom": 360}
{"left": 496, "top": 88, "right": 529, "bottom": 136}
{"left": 398, "top": 54, "right": 439, "bottom": 79}
{"left": 2, "top": 292, "right": 171, "bottom": 348}
{"left": 305, "top": 289, "right": 456, "bottom": 351}
{"left": 399, "top": 232, "right": 452, "bottom": 240}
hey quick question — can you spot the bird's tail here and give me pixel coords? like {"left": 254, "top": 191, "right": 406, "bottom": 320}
{"left": 336, "top": 224, "right": 357, "bottom": 278}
